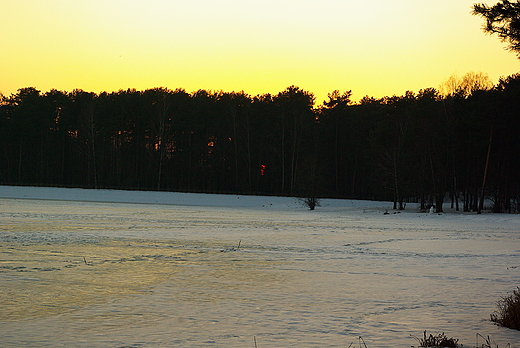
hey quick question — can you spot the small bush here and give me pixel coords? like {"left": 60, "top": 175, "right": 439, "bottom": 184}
{"left": 411, "top": 331, "right": 460, "bottom": 348}
{"left": 299, "top": 197, "right": 321, "bottom": 210}
{"left": 490, "top": 287, "right": 520, "bottom": 330}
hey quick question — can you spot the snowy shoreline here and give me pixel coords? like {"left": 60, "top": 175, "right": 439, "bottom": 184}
{"left": 0, "top": 185, "right": 394, "bottom": 211}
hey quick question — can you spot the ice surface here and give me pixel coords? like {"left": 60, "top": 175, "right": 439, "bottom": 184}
{"left": 1, "top": 186, "right": 519, "bottom": 347}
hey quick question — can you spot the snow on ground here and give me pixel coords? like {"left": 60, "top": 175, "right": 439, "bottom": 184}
{"left": 1, "top": 185, "right": 520, "bottom": 347}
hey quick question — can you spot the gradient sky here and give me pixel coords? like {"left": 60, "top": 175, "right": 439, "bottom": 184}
{"left": 2, "top": 0, "right": 519, "bottom": 104}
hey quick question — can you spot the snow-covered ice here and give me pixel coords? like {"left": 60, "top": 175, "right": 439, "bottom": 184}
{"left": 1, "top": 185, "right": 519, "bottom": 347}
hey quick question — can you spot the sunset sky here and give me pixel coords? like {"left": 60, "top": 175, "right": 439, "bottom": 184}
{"left": 2, "top": 0, "right": 519, "bottom": 104}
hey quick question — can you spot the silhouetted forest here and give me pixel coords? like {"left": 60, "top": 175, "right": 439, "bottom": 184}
{"left": 1, "top": 73, "right": 520, "bottom": 213}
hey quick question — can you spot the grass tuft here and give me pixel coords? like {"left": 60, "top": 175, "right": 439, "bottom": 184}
{"left": 411, "top": 331, "right": 460, "bottom": 348}
{"left": 490, "top": 287, "right": 520, "bottom": 331}
{"left": 475, "top": 333, "right": 511, "bottom": 348}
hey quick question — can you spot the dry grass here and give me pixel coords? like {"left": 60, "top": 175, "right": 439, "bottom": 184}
{"left": 475, "top": 333, "right": 511, "bottom": 348}
{"left": 491, "top": 287, "right": 520, "bottom": 331}
{"left": 410, "top": 331, "right": 460, "bottom": 348}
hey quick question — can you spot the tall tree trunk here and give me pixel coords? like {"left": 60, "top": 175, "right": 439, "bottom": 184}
{"left": 17, "top": 139, "right": 23, "bottom": 183}
{"left": 478, "top": 127, "right": 493, "bottom": 214}
{"left": 435, "top": 192, "right": 444, "bottom": 213}
{"left": 280, "top": 113, "right": 285, "bottom": 193}
{"left": 231, "top": 108, "right": 239, "bottom": 193}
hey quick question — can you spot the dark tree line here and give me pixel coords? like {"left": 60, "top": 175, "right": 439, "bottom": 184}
{"left": 1, "top": 76, "right": 520, "bottom": 213}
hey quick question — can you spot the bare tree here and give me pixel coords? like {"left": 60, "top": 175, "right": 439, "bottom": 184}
{"left": 439, "top": 72, "right": 493, "bottom": 98}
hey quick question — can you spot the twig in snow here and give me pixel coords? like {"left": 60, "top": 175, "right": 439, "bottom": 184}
{"left": 476, "top": 333, "right": 510, "bottom": 348}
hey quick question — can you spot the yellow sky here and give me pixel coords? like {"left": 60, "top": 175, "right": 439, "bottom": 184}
{"left": 1, "top": 0, "right": 519, "bottom": 104}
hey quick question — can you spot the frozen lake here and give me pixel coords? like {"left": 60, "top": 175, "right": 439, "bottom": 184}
{"left": 1, "top": 186, "right": 520, "bottom": 347}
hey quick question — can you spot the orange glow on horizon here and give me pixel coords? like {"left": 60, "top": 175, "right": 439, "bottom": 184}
{"left": 1, "top": 0, "right": 518, "bottom": 104}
